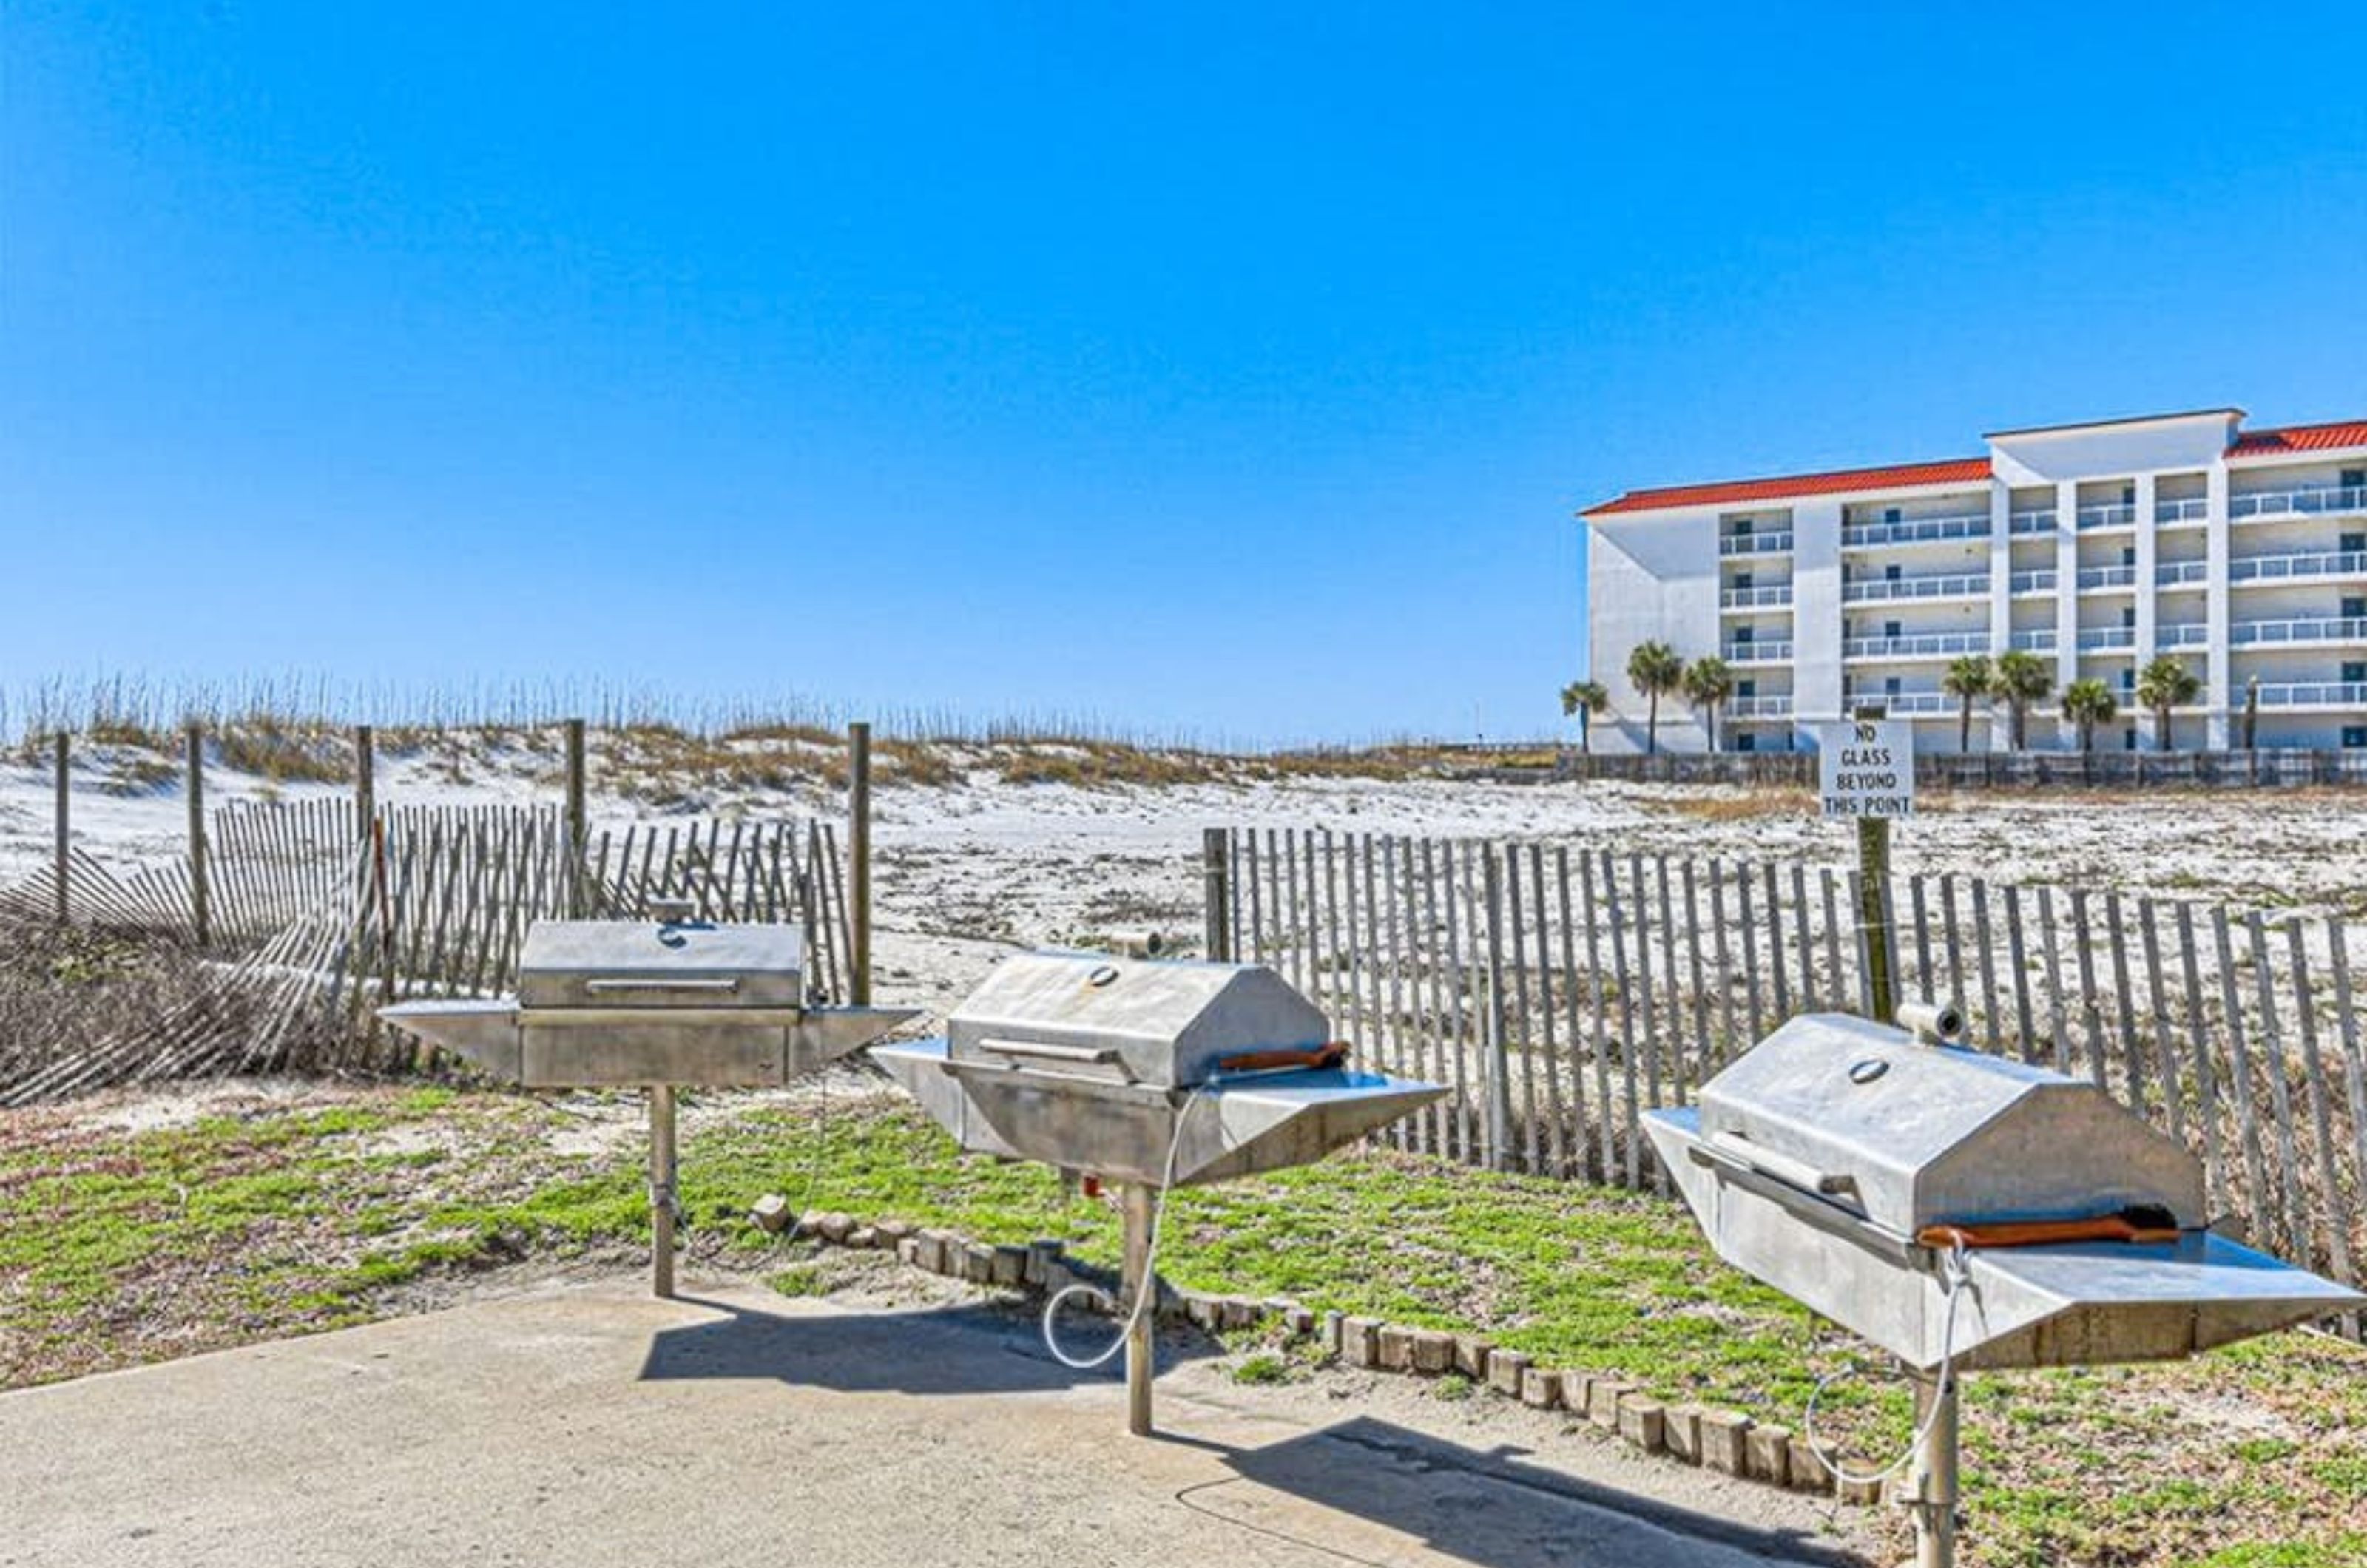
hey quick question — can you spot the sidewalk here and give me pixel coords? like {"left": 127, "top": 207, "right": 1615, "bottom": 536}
{"left": 0, "top": 1280, "right": 1870, "bottom": 1567}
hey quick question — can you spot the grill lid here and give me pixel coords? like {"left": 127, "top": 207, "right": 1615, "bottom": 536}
{"left": 1695, "top": 1012, "right": 2204, "bottom": 1235}
{"left": 946, "top": 952, "right": 1329, "bottom": 1089}
{"left": 516, "top": 920, "right": 803, "bottom": 1010}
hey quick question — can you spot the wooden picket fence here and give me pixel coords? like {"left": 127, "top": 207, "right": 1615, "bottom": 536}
{"left": 1208, "top": 825, "right": 2367, "bottom": 1298}
{"left": 0, "top": 799, "right": 850, "bottom": 1102}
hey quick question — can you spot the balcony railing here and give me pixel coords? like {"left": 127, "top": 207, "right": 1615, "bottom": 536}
{"left": 2077, "top": 502, "right": 2137, "bottom": 530}
{"left": 1842, "top": 691, "right": 1951, "bottom": 714}
{"left": 1728, "top": 695, "right": 1794, "bottom": 718}
{"left": 2229, "top": 550, "right": 2367, "bottom": 584}
{"left": 2008, "top": 507, "right": 2057, "bottom": 535}
{"left": 2076, "top": 626, "right": 2136, "bottom": 651}
{"left": 2155, "top": 497, "right": 2210, "bottom": 524}
{"left": 1722, "top": 641, "right": 1793, "bottom": 663}
{"left": 2230, "top": 484, "right": 2367, "bottom": 521}
{"left": 2157, "top": 623, "right": 2210, "bottom": 647}
{"left": 2229, "top": 617, "right": 2367, "bottom": 647}
{"left": 1841, "top": 631, "right": 1990, "bottom": 660}
{"left": 2254, "top": 681, "right": 2367, "bottom": 708}
{"left": 2076, "top": 564, "right": 2137, "bottom": 591}
{"left": 1843, "top": 572, "right": 1990, "bottom": 603}
{"left": 1841, "top": 512, "right": 1991, "bottom": 548}
{"left": 1721, "top": 584, "right": 1794, "bottom": 609}
{"left": 2010, "top": 570, "right": 2057, "bottom": 594}
{"left": 2009, "top": 629, "right": 2057, "bottom": 652}
{"left": 1720, "top": 530, "right": 1794, "bottom": 557}
{"left": 2156, "top": 560, "right": 2209, "bottom": 586}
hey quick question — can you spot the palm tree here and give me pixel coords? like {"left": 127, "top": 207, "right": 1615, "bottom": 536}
{"left": 1559, "top": 679, "right": 1610, "bottom": 754}
{"left": 2134, "top": 656, "right": 2201, "bottom": 751}
{"left": 1990, "top": 649, "right": 2053, "bottom": 750}
{"left": 2062, "top": 677, "right": 2118, "bottom": 753}
{"left": 1681, "top": 657, "right": 1735, "bottom": 752}
{"left": 1942, "top": 654, "right": 1993, "bottom": 754}
{"left": 2243, "top": 674, "right": 2261, "bottom": 751}
{"left": 1626, "top": 641, "right": 1686, "bottom": 755}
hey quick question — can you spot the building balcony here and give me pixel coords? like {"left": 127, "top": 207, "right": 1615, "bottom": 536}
{"left": 2229, "top": 617, "right": 2367, "bottom": 649}
{"left": 1728, "top": 695, "right": 1794, "bottom": 719}
{"left": 1843, "top": 572, "right": 1990, "bottom": 604}
{"left": 2076, "top": 564, "right": 2137, "bottom": 592}
{"left": 2230, "top": 483, "right": 2367, "bottom": 522}
{"left": 1720, "top": 584, "right": 1794, "bottom": 609}
{"left": 2010, "top": 569, "right": 2057, "bottom": 595}
{"left": 2009, "top": 629, "right": 2057, "bottom": 652}
{"left": 1722, "top": 641, "right": 1792, "bottom": 663}
{"left": 2076, "top": 502, "right": 2137, "bottom": 530}
{"left": 2076, "top": 626, "right": 2136, "bottom": 651}
{"left": 2155, "top": 497, "right": 2210, "bottom": 525}
{"left": 1841, "top": 512, "right": 1991, "bottom": 549}
{"left": 2156, "top": 560, "right": 2209, "bottom": 587}
{"left": 2253, "top": 681, "right": 2367, "bottom": 709}
{"left": 2229, "top": 550, "right": 2367, "bottom": 585}
{"left": 1719, "top": 530, "right": 1794, "bottom": 558}
{"left": 1840, "top": 631, "right": 1990, "bottom": 660}
{"left": 2008, "top": 507, "right": 2057, "bottom": 535}
{"left": 2157, "top": 622, "right": 2210, "bottom": 647}
{"left": 1842, "top": 691, "right": 1951, "bottom": 714}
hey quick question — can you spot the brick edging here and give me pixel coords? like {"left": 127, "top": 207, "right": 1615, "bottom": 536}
{"left": 754, "top": 1203, "right": 1881, "bottom": 1506}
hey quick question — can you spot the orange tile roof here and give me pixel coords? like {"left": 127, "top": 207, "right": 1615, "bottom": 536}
{"left": 2228, "top": 419, "right": 2367, "bottom": 458}
{"left": 1581, "top": 456, "right": 1991, "bottom": 518}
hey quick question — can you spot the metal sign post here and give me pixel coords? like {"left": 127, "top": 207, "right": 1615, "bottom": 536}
{"left": 1820, "top": 711, "right": 1912, "bottom": 1024}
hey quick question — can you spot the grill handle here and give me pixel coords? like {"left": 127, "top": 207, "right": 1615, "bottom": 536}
{"left": 976, "top": 1037, "right": 1124, "bottom": 1066}
{"left": 582, "top": 977, "right": 743, "bottom": 994}
{"left": 1696, "top": 1133, "right": 1859, "bottom": 1198}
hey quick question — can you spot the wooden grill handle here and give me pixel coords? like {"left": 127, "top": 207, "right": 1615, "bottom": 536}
{"left": 1215, "top": 1042, "right": 1350, "bottom": 1075}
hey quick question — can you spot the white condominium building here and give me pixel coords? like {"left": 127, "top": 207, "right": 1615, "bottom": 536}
{"left": 1580, "top": 408, "right": 2367, "bottom": 755}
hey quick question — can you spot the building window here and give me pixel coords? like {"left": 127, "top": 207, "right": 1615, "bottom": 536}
{"left": 1734, "top": 625, "right": 1754, "bottom": 643}
{"left": 1884, "top": 677, "right": 1902, "bottom": 697}
{"left": 2124, "top": 729, "right": 2138, "bottom": 750}
{"left": 2121, "top": 483, "right": 2135, "bottom": 506}
{"left": 1738, "top": 679, "right": 1756, "bottom": 698}
{"left": 1736, "top": 732, "right": 1757, "bottom": 752}
{"left": 2343, "top": 532, "right": 2366, "bottom": 554}
{"left": 1734, "top": 570, "right": 1752, "bottom": 590}
{"left": 2343, "top": 468, "right": 2365, "bottom": 491}
{"left": 1885, "top": 620, "right": 1902, "bottom": 639}
{"left": 2343, "top": 596, "right": 2365, "bottom": 620}
{"left": 1884, "top": 507, "right": 1901, "bottom": 524}
{"left": 2121, "top": 545, "right": 2136, "bottom": 566}
{"left": 2345, "top": 662, "right": 2367, "bottom": 683}
{"left": 2344, "top": 726, "right": 2367, "bottom": 749}
{"left": 1885, "top": 563, "right": 1902, "bottom": 581}
{"left": 2122, "top": 606, "right": 2136, "bottom": 627}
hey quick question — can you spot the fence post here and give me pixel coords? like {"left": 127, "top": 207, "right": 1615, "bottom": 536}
{"left": 1853, "top": 705, "right": 1898, "bottom": 1023}
{"left": 354, "top": 724, "right": 376, "bottom": 839}
{"left": 1202, "top": 827, "right": 1232, "bottom": 961}
{"left": 564, "top": 718, "right": 587, "bottom": 917}
{"left": 848, "top": 721, "right": 872, "bottom": 1005}
{"left": 1481, "top": 845, "right": 1513, "bottom": 1172}
{"left": 53, "top": 730, "right": 70, "bottom": 926}
{"left": 186, "top": 723, "right": 209, "bottom": 947}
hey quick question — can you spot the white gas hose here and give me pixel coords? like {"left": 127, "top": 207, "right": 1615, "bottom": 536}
{"left": 1039, "top": 1086, "right": 1209, "bottom": 1370}
{"left": 1803, "top": 1237, "right": 1973, "bottom": 1487}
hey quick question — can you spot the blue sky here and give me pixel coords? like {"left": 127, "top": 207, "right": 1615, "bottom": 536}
{"left": 4, "top": 4, "right": 2364, "bottom": 744}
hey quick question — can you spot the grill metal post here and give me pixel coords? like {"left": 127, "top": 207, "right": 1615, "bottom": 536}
{"left": 1123, "top": 1184, "right": 1156, "bottom": 1436}
{"left": 649, "top": 1084, "right": 678, "bottom": 1299}
{"left": 1908, "top": 1368, "right": 1959, "bottom": 1568}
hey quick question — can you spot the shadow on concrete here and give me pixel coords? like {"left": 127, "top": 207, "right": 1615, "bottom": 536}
{"left": 1184, "top": 1415, "right": 1871, "bottom": 1568}
{"left": 638, "top": 1293, "right": 1213, "bottom": 1396}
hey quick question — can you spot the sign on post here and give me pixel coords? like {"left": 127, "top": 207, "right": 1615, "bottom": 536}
{"left": 1820, "top": 718, "right": 1914, "bottom": 819}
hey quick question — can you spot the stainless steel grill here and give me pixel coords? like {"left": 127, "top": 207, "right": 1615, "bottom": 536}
{"left": 1647, "top": 1007, "right": 2361, "bottom": 1566}
{"left": 874, "top": 950, "right": 1443, "bottom": 1432}
{"left": 380, "top": 913, "right": 916, "bottom": 1295}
